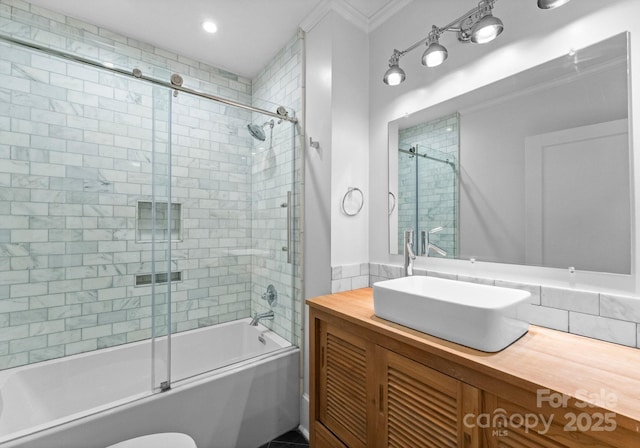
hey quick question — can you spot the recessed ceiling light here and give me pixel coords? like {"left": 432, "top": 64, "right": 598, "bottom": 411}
{"left": 202, "top": 21, "right": 218, "bottom": 34}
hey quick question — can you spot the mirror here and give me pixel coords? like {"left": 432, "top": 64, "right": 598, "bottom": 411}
{"left": 388, "top": 33, "right": 631, "bottom": 274}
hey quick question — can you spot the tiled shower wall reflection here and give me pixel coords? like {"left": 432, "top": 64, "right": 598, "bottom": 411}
{"left": 398, "top": 113, "right": 459, "bottom": 258}
{"left": 0, "top": 0, "right": 300, "bottom": 369}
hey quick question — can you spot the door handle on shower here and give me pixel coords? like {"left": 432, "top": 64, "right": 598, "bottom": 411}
{"left": 281, "top": 191, "right": 292, "bottom": 264}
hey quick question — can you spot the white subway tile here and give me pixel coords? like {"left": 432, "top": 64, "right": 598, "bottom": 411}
{"left": 518, "top": 304, "right": 568, "bottom": 332}
{"left": 0, "top": 73, "right": 29, "bottom": 92}
{"left": 30, "top": 162, "right": 66, "bottom": 177}
{"left": 0, "top": 159, "right": 29, "bottom": 174}
{"left": 600, "top": 293, "right": 640, "bottom": 323}
{"left": 29, "top": 294, "right": 65, "bottom": 309}
{"left": 67, "top": 64, "right": 99, "bottom": 83}
{"left": 541, "top": 286, "right": 599, "bottom": 315}
{"left": 0, "top": 297, "right": 29, "bottom": 313}
{"left": 495, "top": 280, "right": 542, "bottom": 305}
{"left": 0, "top": 216, "right": 29, "bottom": 229}
{"left": 81, "top": 324, "right": 112, "bottom": 340}
{"left": 569, "top": 312, "right": 636, "bottom": 347}
{"left": 48, "top": 329, "right": 81, "bottom": 346}
{"left": 331, "top": 278, "right": 352, "bottom": 293}
{"left": 11, "top": 229, "right": 48, "bottom": 243}
{"left": 65, "top": 339, "right": 97, "bottom": 356}
{"left": 458, "top": 275, "right": 495, "bottom": 285}
{"left": 50, "top": 72, "right": 84, "bottom": 91}
{"left": 49, "top": 279, "right": 82, "bottom": 294}
{"left": 9, "top": 335, "right": 47, "bottom": 353}
{"left": 29, "top": 320, "right": 65, "bottom": 336}
{"left": 10, "top": 282, "right": 47, "bottom": 298}
{"left": 427, "top": 270, "right": 457, "bottom": 280}
{"left": 29, "top": 346, "right": 65, "bottom": 363}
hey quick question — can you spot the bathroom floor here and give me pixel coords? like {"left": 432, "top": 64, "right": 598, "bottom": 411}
{"left": 258, "top": 429, "right": 309, "bottom": 448}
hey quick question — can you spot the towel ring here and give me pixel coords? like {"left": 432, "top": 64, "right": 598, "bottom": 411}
{"left": 388, "top": 192, "right": 396, "bottom": 216}
{"left": 341, "top": 187, "right": 364, "bottom": 217}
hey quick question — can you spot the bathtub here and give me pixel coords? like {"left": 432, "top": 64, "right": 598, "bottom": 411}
{"left": 0, "top": 319, "right": 300, "bottom": 448}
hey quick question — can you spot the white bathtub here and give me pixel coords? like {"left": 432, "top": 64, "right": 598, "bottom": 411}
{"left": 0, "top": 319, "right": 300, "bottom": 448}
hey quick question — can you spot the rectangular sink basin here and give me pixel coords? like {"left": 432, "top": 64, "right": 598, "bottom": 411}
{"left": 373, "top": 276, "right": 531, "bottom": 352}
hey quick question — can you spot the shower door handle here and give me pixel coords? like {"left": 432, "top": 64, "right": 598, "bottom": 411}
{"left": 281, "top": 191, "right": 292, "bottom": 264}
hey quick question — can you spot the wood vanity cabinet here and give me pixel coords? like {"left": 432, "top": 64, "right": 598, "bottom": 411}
{"left": 311, "top": 318, "right": 480, "bottom": 448}
{"left": 308, "top": 290, "right": 640, "bottom": 448}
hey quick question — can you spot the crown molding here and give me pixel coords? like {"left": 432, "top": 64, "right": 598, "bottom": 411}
{"left": 300, "top": 0, "right": 413, "bottom": 33}
{"left": 368, "top": 0, "right": 413, "bottom": 32}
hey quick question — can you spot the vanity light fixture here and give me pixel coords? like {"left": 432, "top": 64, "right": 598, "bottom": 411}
{"left": 383, "top": 0, "right": 572, "bottom": 86}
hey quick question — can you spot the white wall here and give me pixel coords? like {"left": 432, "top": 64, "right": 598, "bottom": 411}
{"left": 369, "top": 0, "right": 640, "bottom": 293}
{"left": 305, "top": 16, "right": 333, "bottom": 302}
{"left": 330, "top": 14, "right": 370, "bottom": 267}
{"left": 301, "top": 10, "right": 369, "bottom": 434}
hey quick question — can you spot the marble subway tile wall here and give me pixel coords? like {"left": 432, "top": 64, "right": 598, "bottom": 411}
{"left": 369, "top": 263, "right": 640, "bottom": 349}
{"left": 0, "top": 0, "right": 260, "bottom": 369}
{"left": 331, "top": 263, "right": 370, "bottom": 294}
{"left": 250, "top": 34, "right": 303, "bottom": 346}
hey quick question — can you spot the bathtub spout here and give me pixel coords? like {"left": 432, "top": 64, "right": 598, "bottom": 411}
{"left": 250, "top": 310, "right": 274, "bottom": 326}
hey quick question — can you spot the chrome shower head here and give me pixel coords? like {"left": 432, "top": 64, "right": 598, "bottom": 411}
{"left": 247, "top": 120, "right": 274, "bottom": 142}
{"left": 247, "top": 123, "right": 266, "bottom": 141}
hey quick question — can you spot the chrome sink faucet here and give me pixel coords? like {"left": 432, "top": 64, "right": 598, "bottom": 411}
{"left": 404, "top": 229, "right": 416, "bottom": 276}
{"left": 249, "top": 310, "right": 274, "bottom": 326}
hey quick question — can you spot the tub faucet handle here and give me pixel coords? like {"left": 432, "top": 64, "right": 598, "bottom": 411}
{"left": 261, "top": 284, "right": 277, "bottom": 306}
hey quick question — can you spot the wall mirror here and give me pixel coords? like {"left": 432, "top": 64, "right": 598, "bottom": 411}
{"left": 388, "top": 32, "right": 632, "bottom": 275}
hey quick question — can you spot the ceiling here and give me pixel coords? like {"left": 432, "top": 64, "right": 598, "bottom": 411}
{"left": 26, "top": 0, "right": 409, "bottom": 79}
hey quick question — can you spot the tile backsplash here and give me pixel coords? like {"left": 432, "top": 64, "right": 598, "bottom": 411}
{"left": 332, "top": 262, "right": 640, "bottom": 349}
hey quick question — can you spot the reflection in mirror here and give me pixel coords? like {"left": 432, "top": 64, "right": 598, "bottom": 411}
{"left": 388, "top": 32, "right": 631, "bottom": 274}
{"left": 394, "top": 114, "right": 459, "bottom": 259}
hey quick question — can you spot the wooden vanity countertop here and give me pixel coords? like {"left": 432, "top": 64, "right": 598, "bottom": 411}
{"left": 307, "top": 288, "right": 640, "bottom": 424}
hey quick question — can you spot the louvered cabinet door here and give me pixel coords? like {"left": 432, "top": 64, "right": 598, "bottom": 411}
{"left": 317, "top": 321, "right": 375, "bottom": 448}
{"left": 376, "top": 348, "right": 480, "bottom": 448}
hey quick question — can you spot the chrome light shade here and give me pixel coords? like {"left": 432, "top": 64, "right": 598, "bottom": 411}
{"left": 383, "top": 51, "right": 406, "bottom": 86}
{"left": 383, "top": 63, "right": 406, "bottom": 86}
{"left": 422, "top": 41, "right": 448, "bottom": 67}
{"left": 537, "top": 0, "right": 571, "bottom": 9}
{"left": 470, "top": 13, "right": 504, "bottom": 44}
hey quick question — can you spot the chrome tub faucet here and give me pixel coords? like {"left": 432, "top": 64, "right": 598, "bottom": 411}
{"left": 249, "top": 310, "right": 274, "bottom": 326}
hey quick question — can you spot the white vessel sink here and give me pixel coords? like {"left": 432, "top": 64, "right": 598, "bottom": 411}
{"left": 373, "top": 276, "right": 530, "bottom": 352}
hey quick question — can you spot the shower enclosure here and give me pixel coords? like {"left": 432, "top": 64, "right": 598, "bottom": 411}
{"left": 0, "top": 19, "right": 300, "bottom": 412}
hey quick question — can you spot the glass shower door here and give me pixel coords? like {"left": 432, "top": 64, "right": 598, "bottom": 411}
{"left": 250, "top": 106, "right": 298, "bottom": 345}
{"left": 0, "top": 36, "right": 172, "bottom": 412}
{"left": 160, "top": 88, "right": 298, "bottom": 384}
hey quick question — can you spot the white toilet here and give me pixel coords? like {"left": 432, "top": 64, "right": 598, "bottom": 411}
{"left": 106, "top": 432, "right": 197, "bottom": 448}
